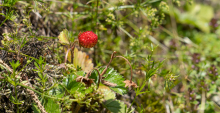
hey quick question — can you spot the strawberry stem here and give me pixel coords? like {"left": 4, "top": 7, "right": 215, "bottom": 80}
{"left": 93, "top": 68, "right": 102, "bottom": 89}
{"left": 115, "top": 56, "right": 133, "bottom": 83}
{"left": 64, "top": 48, "right": 71, "bottom": 64}
{"left": 100, "top": 51, "right": 117, "bottom": 76}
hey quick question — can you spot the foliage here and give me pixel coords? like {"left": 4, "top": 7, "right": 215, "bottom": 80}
{"left": 1, "top": 0, "right": 220, "bottom": 113}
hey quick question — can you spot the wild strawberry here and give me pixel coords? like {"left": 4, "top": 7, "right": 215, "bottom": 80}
{"left": 78, "top": 31, "right": 98, "bottom": 48}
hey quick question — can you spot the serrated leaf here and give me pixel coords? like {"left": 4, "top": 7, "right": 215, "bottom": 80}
{"left": 58, "top": 29, "right": 70, "bottom": 45}
{"left": 44, "top": 99, "right": 61, "bottom": 113}
{"left": 104, "top": 99, "right": 126, "bottom": 113}
{"left": 62, "top": 74, "right": 80, "bottom": 91}
{"left": 98, "top": 86, "right": 115, "bottom": 100}
{"left": 73, "top": 48, "right": 94, "bottom": 73}
{"left": 62, "top": 73, "right": 92, "bottom": 97}
{"left": 90, "top": 67, "right": 127, "bottom": 95}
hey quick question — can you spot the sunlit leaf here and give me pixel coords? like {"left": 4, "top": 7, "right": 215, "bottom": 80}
{"left": 58, "top": 29, "right": 70, "bottom": 45}
{"left": 98, "top": 86, "right": 115, "bottom": 100}
{"left": 73, "top": 48, "right": 94, "bottom": 73}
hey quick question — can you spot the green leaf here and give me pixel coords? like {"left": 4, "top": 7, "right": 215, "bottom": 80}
{"left": 44, "top": 99, "right": 61, "bottom": 113}
{"left": 32, "top": 103, "right": 41, "bottom": 113}
{"left": 98, "top": 86, "right": 116, "bottom": 100}
{"left": 9, "top": 60, "right": 20, "bottom": 70}
{"left": 90, "top": 67, "right": 127, "bottom": 95}
{"left": 62, "top": 74, "right": 81, "bottom": 92}
{"left": 62, "top": 73, "right": 93, "bottom": 97}
{"left": 75, "top": 71, "right": 85, "bottom": 76}
{"left": 6, "top": 76, "right": 15, "bottom": 86}
{"left": 48, "top": 84, "right": 65, "bottom": 98}
{"left": 104, "top": 99, "right": 126, "bottom": 113}
{"left": 58, "top": 29, "right": 70, "bottom": 45}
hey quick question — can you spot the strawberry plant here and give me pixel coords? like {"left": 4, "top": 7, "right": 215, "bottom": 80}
{"left": 39, "top": 29, "right": 139, "bottom": 112}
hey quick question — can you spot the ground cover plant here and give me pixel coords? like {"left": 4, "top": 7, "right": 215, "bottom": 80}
{"left": 0, "top": 0, "right": 220, "bottom": 113}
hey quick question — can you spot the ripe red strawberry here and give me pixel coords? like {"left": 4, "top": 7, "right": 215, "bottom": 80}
{"left": 78, "top": 31, "right": 98, "bottom": 48}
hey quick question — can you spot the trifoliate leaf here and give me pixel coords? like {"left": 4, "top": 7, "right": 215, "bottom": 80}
{"left": 104, "top": 99, "right": 126, "bottom": 113}
{"left": 58, "top": 29, "right": 70, "bottom": 45}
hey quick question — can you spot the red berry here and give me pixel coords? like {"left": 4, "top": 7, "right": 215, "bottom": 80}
{"left": 78, "top": 31, "right": 98, "bottom": 48}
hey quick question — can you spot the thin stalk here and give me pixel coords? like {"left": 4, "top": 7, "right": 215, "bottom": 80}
{"left": 115, "top": 56, "right": 133, "bottom": 82}
{"left": 93, "top": 68, "right": 102, "bottom": 89}
{"left": 128, "top": 95, "right": 137, "bottom": 112}
{"left": 64, "top": 48, "right": 71, "bottom": 64}
{"left": 70, "top": 44, "right": 75, "bottom": 63}
{"left": 100, "top": 51, "right": 117, "bottom": 76}
{"left": 15, "top": 84, "right": 19, "bottom": 113}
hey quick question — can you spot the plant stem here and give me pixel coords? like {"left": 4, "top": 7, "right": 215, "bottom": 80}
{"left": 64, "top": 48, "right": 71, "bottom": 64}
{"left": 93, "top": 68, "right": 101, "bottom": 89}
{"left": 75, "top": 104, "right": 81, "bottom": 113}
{"left": 14, "top": 84, "right": 19, "bottom": 113}
{"left": 100, "top": 51, "right": 117, "bottom": 76}
{"left": 128, "top": 95, "right": 137, "bottom": 112}
{"left": 115, "top": 56, "right": 133, "bottom": 82}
